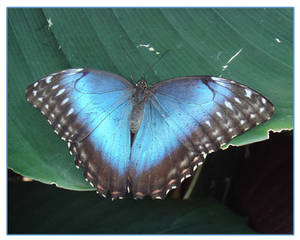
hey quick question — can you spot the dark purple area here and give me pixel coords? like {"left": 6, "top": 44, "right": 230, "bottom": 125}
{"left": 228, "top": 131, "right": 293, "bottom": 234}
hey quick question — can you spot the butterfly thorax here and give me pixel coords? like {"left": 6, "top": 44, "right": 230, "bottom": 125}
{"left": 130, "top": 78, "right": 148, "bottom": 135}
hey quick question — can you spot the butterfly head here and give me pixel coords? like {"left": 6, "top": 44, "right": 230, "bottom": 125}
{"left": 136, "top": 78, "right": 148, "bottom": 90}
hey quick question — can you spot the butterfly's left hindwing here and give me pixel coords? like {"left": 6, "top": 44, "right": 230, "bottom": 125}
{"left": 26, "top": 69, "right": 134, "bottom": 198}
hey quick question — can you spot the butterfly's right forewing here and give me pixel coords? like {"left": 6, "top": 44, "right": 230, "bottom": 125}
{"left": 26, "top": 69, "right": 134, "bottom": 198}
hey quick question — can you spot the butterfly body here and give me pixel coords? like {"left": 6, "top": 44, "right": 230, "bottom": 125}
{"left": 130, "top": 78, "right": 148, "bottom": 135}
{"left": 26, "top": 68, "right": 274, "bottom": 199}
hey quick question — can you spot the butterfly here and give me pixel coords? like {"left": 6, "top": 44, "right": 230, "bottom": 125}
{"left": 25, "top": 68, "right": 274, "bottom": 200}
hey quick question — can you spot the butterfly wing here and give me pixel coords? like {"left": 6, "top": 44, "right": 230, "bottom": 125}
{"left": 26, "top": 69, "right": 134, "bottom": 198}
{"left": 130, "top": 76, "right": 274, "bottom": 199}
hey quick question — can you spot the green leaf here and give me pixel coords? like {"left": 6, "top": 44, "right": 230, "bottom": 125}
{"left": 8, "top": 8, "right": 293, "bottom": 191}
{"left": 9, "top": 182, "right": 255, "bottom": 234}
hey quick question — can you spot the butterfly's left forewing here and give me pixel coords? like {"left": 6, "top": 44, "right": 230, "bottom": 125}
{"left": 130, "top": 76, "right": 274, "bottom": 199}
{"left": 26, "top": 69, "right": 134, "bottom": 198}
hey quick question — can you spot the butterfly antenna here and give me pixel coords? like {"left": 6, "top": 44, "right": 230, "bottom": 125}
{"left": 142, "top": 49, "right": 170, "bottom": 79}
{"left": 119, "top": 40, "right": 141, "bottom": 81}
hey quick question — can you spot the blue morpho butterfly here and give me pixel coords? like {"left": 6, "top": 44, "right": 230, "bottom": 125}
{"left": 26, "top": 68, "right": 274, "bottom": 200}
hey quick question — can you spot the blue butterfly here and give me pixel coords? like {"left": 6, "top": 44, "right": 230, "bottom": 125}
{"left": 26, "top": 69, "right": 274, "bottom": 199}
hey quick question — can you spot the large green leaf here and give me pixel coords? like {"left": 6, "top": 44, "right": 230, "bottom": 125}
{"left": 8, "top": 182, "right": 255, "bottom": 234}
{"left": 8, "top": 8, "right": 293, "bottom": 192}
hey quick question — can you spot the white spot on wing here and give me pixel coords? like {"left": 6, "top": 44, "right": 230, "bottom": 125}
{"left": 212, "top": 129, "right": 219, "bottom": 136}
{"left": 45, "top": 104, "right": 49, "bottom": 109}
{"left": 211, "top": 77, "right": 222, "bottom": 81}
{"left": 225, "top": 101, "right": 233, "bottom": 110}
{"left": 52, "top": 85, "right": 59, "bottom": 90}
{"left": 234, "top": 97, "right": 242, "bottom": 104}
{"left": 245, "top": 89, "right": 252, "bottom": 98}
{"left": 56, "top": 88, "right": 65, "bottom": 97}
{"left": 261, "top": 98, "right": 267, "bottom": 104}
{"left": 250, "top": 114, "right": 256, "bottom": 119}
{"left": 38, "top": 97, "right": 43, "bottom": 102}
{"left": 33, "top": 82, "right": 38, "bottom": 87}
{"left": 216, "top": 112, "right": 223, "bottom": 118}
{"left": 61, "top": 98, "right": 69, "bottom": 105}
{"left": 33, "top": 90, "right": 37, "bottom": 96}
{"left": 45, "top": 76, "right": 52, "bottom": 84}
{"left": 66, "top": 108, "right": 74, "bottom": 116}
{"left": 259, "top": 107, "right": 265, "bottom": 113}
{"left": 205, "top": 120, "right": 211, "bottom": 127}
